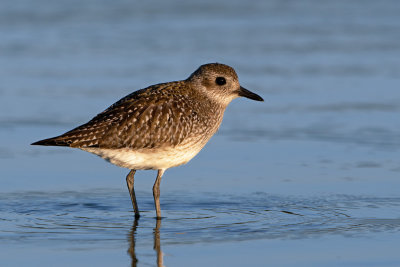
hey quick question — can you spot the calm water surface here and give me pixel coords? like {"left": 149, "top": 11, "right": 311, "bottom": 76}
{"left": 1, "top": 0, "right": 400, "bottom": 266}
{"left": 1, "top": 191, "right": 400, "bottom": 266}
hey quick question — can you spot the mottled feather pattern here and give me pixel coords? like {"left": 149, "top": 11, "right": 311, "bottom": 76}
{"left": 31, "top": 63, "right": 264, "bottom": 218}
{"left": 45, "top": 81, "right": 224, "bottom": 150}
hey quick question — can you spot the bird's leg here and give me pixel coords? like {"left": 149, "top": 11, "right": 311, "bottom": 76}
{"left": 126, "top": 169, "right": 140, "bottom": 218}
{"left": 153, "top": 169, "right": 165, "bottom": 219}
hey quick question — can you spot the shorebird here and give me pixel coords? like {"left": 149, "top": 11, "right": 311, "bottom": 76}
{"left": 32, "top": 63, "right": 263, "bottom": 219}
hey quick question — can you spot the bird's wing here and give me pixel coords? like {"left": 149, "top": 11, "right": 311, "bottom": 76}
{"left": 35, "top": 83, "right": 195, "bottom": 149}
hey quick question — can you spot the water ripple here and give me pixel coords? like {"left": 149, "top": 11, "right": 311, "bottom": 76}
{"left": 0, "top": 190, "right": 399, "bottom": 245}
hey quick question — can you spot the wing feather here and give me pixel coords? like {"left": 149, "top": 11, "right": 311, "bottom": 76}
{"left": 39, "top": 82, "right": 196, "bottom": 149}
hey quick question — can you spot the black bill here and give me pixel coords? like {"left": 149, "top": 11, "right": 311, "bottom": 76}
{"left": 238, "top": 86, "right": 264, "bottom": 101}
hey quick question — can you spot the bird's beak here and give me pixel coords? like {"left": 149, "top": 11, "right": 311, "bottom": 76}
{"left": 238, "top": 86, "right": 264, "bottom": 101}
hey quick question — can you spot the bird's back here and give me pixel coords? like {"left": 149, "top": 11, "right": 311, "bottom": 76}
{"left": 32, "top": 80, "right": 224, "bottom": 151}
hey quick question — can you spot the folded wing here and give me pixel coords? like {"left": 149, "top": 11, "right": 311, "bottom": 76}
{"left": 32, "top": 83, "right": 195, "bottom": 149}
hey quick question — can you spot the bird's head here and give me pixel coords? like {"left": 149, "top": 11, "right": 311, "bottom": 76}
{"left": 187, "top": 63, "right": 264, "bottom": 106}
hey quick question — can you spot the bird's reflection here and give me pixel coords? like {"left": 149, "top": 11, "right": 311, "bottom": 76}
{"left": 153, "top": 219, "right": 163, "bottom": 267}
{"left": 128, "top": 219, "right": 139, "bottom": 267}
{"left": 128, "top": 218, "right": 164, "bottom": 267}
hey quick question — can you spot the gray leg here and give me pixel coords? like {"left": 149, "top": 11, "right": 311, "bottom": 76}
{"left": 126, "top": 169, "right": 140, "bottom": 218}
{"left": 153, "top": 169, "right": 165, "bottom": 219}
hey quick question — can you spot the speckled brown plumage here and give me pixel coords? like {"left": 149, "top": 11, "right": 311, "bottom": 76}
{"left": 32, "top": 63, "right": 264, "bottom": 218}
{"left": 35, "top": 74, "right": 224, "bottom": 150}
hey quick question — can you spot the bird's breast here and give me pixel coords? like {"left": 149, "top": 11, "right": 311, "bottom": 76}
{"left": 82, "top": 138, "right": 208, "bottom": 170}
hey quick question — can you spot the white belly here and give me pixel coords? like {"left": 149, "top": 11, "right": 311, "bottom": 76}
{"left": 82, "top": 142, "right": 205, "bottom": 170}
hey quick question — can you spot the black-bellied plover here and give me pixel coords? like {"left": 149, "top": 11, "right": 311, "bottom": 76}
{"left": 32, "top": 63, "right": 263, "bottom": 219}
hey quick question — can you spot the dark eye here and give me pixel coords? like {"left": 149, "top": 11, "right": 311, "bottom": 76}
{"left": 215, "top": 77, "right": 226, "bottom": 86}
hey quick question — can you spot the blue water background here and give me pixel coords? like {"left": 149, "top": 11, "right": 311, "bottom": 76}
{"left": 1, "top": 0, "right": 400, "bottom": 266}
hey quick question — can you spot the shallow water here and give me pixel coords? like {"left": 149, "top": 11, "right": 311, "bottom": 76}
{"left": 1, "top": 190, "right": 400, "bottom": 266}
{"left": 1, "top": 0, "right": 400, "bottom": 266}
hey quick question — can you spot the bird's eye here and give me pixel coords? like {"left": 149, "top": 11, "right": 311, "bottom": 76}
{"left": 215, "top": 77, "right": 226, "bottom": 86}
